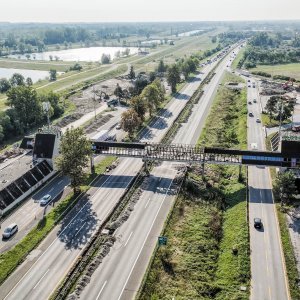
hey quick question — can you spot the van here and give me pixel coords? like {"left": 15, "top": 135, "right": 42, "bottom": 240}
{"left": 2, "top": 223, "right": 18, "bottom": 239}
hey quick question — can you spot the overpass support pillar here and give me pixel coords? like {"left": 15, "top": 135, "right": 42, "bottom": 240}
{"left": 201, "top": 154, "right": 205, "bottom": 178}
{"left": 90, "top": 155, "right": 95, "bottom": 174}
{"left": 143, "top": 160, "right": 150, "bottom": 176}
{"left": 238, "top": 164, "right": 242, "bottom": 182}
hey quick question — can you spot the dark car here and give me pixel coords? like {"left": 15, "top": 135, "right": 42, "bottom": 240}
{"left": 254, "top": 218, "right": 262, "bottom": 229}
{"left": 249, "top": 112, "right": 254, "bottom": 117}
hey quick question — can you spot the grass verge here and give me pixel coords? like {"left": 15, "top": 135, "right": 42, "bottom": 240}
{"left": 261, "top": 112, "right": 291, "bottom": 128}
{"left": 138, "top": 71, "right": 250, "bottom": 299}
{"left": 277, "top": 206, "right": 300, "bottom": 299}
{"left": 0, "top": 156, "right": 116, "bottom": 285}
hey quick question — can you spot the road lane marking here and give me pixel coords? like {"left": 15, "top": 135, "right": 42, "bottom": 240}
{"left": 145, "top": 198, "right": 151, "bottom": 208}
{"left": 124, "top": 232, "right": 133, "bottom": 247}
{"left": 268, "top": 169, "right": 291, "bottom": 300}
{"left": 49, "top": 188, "right": 54, "bottom": 192}
{"left": 33, "top": 269, "right": 49, "bottom": 290}
{"left": 74, "top": 223, "right": 86, "bottom": 238}
{"left": 95, "top": 281, "right": 107, "bottom": 300}
{"left": 3, "top": 171, "right": 116, "bottom": 300}
{"left": 58, "top": 180, "right": 63, "bottom": 184}
{"left": 116, "top": 179, "right": 174, "bottom": 300}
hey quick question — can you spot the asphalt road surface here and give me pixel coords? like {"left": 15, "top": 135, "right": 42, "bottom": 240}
{"left": 0, "top": 108, "right": 124, "bottom": 253}
{"left": 79, "top": 45, "right": 242, "bottom": 300}
{"left": 0, "top": 46, "right": 235, "bottom": 300}
{"left": 247, "top": 78, "right": 290, "bottom": 300}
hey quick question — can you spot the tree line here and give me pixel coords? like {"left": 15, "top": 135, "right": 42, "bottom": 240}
{"left": 0, "top": 86, "right": 64, "bottom": 144}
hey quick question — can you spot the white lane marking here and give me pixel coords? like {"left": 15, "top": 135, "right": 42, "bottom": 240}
{"left": 95, "top": 281, "right": 107, "bottom": 300}
{"left": 49, "top": 188, "right": 54, "bottom": 193}
{"left": 117, "top": 179, "right": 174, "bottom": 300}
{"left": 124, "top": 232, "right": 133, "bottom": 247}
{"left": 145, "top": 198, "right": 151, "bottom": 208}
{"left": 33, "top": 269, "right": 49, "bottom": 290}
{"left": 3, "top": 171, "right": 116, "bottom": 300}
{"left": 58, "top": 180, "right": 63, "bottom": 184}
{"left": 74, "top": 223, "right": 86, "bottom": 238}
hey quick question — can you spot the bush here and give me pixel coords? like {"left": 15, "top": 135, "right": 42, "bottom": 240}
{"left": 273, "top": 75, "right": 296, "bottom": 81}
{"left": 251, "top": 71, "right": 272, "bottom": 78}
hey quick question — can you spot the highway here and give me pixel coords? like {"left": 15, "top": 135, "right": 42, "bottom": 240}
{"left": 78, "top": 46, "right": 241, "bottom": 300}
{"left": 0, "top": 107, "right": 125, "bottom": 254}
{"left": 247, "top": 78, "right": 290, "bottom": 299}
{"left": 0, "top": 48, "right": 227, "bottom": 299}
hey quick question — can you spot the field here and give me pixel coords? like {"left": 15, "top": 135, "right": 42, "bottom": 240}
{"left": 138, "top": 72, "right": 250, "bottom": 299}
{"left": 249, "top": 63, "right": 300, "bottom": 81}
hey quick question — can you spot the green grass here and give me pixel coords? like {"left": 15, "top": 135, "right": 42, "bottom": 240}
{"left": 277, "top": 206, "right": 300, "bottom": 300}
{"left": 0, "top": 156, "right": 116, "bottom": 285}
{"left": 0, "top": 58, "right": 83, "bottom": 72}
{"left": 138, "top": 72, "right": 249, "bottom": 299}
{"left": 261, "top": 112, "right": 291, "bottom": 128}
{"left": 249, "top": 63, "right": 300, "bottom": 81}
{"left": 231, "top": 47, "right": 246, "bottom": 70}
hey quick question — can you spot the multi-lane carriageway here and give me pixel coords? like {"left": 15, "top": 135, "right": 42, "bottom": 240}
{"left": 92, "top": 141, "right": 300, "bottom": 168}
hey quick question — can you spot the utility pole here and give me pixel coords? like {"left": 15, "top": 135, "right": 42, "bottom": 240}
{"left": 93, "top": 86, "right": 97, "bottom": 121}
{"left": 42, "top": 101, "right": 51, "bottom": 129}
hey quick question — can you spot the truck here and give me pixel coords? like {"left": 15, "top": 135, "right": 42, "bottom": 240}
{"left": 91, "top": 130, "right": 116, "bottom": 142}
{"left": 241, "top": 69, "right": 250, "bottom": 77}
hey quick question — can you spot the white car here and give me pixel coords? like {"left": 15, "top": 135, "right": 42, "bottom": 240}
{"left": 116, "top": 123, "right": 121, "bottom": 130}
{"left": 251, "top": 143, "right": 258, "bottom": 150}
{"left": 2, "top": 223, "right": 18, "bottom": 239}
{"left": 40, "top": 194, "right": 52, "bottom": 206}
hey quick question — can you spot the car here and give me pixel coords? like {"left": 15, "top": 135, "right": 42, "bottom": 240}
{"left": 40, "top": 194, "right": 52, "bottom": 206}
{"left": 254, "top": 218, "right": 262, "bottom": 229}
{"left": 248, "top": 101, "right": 252, "bottom": 104}
{"left": 116, "top": 123, "right": 121, "bottom": 130}
{"left": 249, "top": 112, "right": 254, "bottom": 117}
{"left": 256, "top": 118, "right": 261, "bottom": 123}
{"left": 251, "top": 143, "right": 258, "bottom": 150}
{"left": 2, "top": 223, "right": 18, "bottom": 239}
{"left": 248, "top": 85, "right": 251, "bottom": 88}
{"left": 253, "top": 99, "right": 257, "bottom": 103}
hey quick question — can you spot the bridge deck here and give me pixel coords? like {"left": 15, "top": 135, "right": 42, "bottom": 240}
{"left": 92, "top": 142, "right": 297, "bottom": 168}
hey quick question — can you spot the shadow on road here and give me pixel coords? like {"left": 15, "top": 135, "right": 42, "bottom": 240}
{"left": 176, "top": 93, "right": 190, "bottom": 101}
{"left": 57, "top": 196, "right": 98, "bottom": 250}
{"left": 90, "top": 174, "right": 135, "bottom": 189}
{"left": 249, "top": 186, "right": 274, "bottom": 204}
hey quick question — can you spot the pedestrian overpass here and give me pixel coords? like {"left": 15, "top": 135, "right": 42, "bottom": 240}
{"left": 92, "top": 141, "right": 300, "bottom": 168}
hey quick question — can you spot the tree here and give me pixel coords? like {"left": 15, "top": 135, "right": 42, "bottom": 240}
{"left": 130, "top": 96, "right": 147, "bottom": 121}
{"left": 56, "top": 127, "right": 92, "bottom": 194}
{"left": 114, "top": 83, "right": 124, "bottom": 101}
{"left": 128, "top": 65, "right": 135, "bottom": 80}
{"left": 167, "top": 64, "right": 181, "bottom": 93}
{"left": 49, "top": 69, "right": 57, "bottom": 81}
{"left": 0, "top": 78, "right": 11, "bottom": 93}
{"left": 10, "top": 73, "right": 25, "bottom": 87}
{"left": 40, "top": 91, "right": 64, "bottom": 118}
{"left": 6, "top": 86, "right": 42, "bottom": 129}
{"left": 273, "top": 171, "right": 297, "bottom": 206}
{"left": 26, "top": 77, "right": 33, "bottom": 86}
{"left": 120, "top": 109, "right": 141, "bottom": 138}
{"left": 101, "top": 53, "right": 111, "bottom": 64}
{"left": 157, "top": 60, "right": 166, "bottom": 73}
{"left": 265, "top": 96, "right": 278, "bottom": 120}
{"left": 69, "top": 63, "right": 82, "bottom": 71}
{"left": 141, "top": 80, "right": 164, "bottom": 116}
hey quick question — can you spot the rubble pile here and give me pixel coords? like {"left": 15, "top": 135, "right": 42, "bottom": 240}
{"left": 260, "top": 80, "right": 294, "bottom": 95}
{"left": 0, "top": 148, "right": 24, "bottom": 163}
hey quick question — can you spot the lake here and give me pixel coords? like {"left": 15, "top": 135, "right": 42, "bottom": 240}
{"left": 0, "top": 68, "right": 50, "bottom": 83}
{"left": 9, "top": 46, "right": 139, "bottom": 62}
{"left": 178, "top": 30, "right": 204, "bottom": 37}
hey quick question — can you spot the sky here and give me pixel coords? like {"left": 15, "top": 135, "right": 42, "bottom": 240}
{"left": 1, "top": 0, "right": 300, "bottom": 23}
